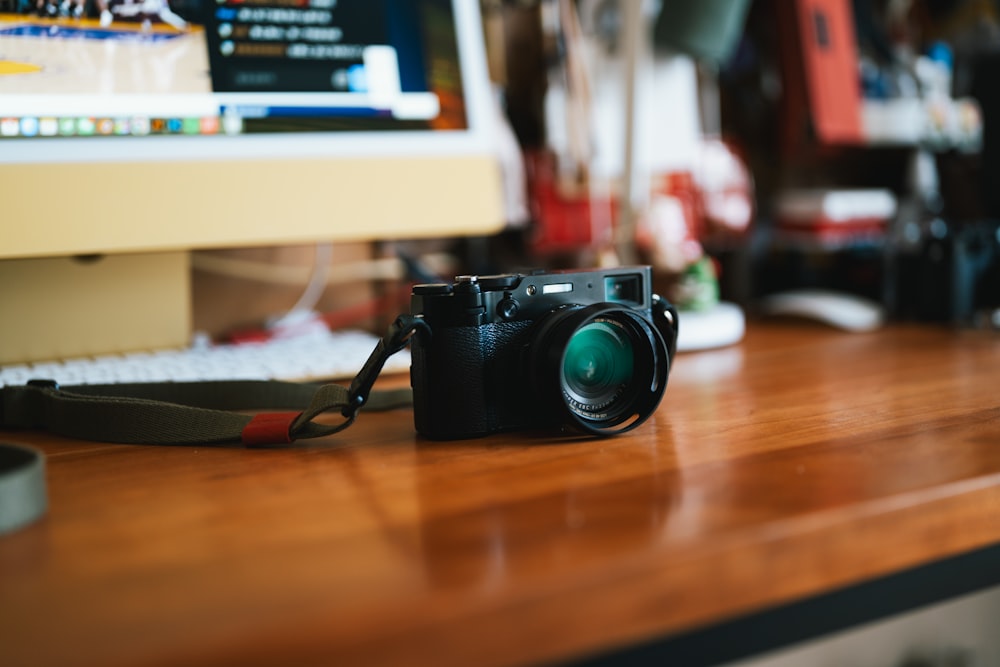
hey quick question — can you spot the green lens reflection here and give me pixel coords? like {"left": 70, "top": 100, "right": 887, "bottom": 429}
{"left": 562, "top": 320, "right": 633, "bottom": 409}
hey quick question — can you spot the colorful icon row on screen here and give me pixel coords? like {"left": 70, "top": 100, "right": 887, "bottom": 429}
{"left": 0, "top": 115, "right": 242, "bottom": 138}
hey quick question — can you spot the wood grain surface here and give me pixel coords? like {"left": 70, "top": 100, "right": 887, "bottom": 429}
{"left": 1, "top": 322, "right": 998, "bottom": 667}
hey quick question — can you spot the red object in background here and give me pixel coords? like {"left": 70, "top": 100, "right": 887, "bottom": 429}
{"left": 525, "top": 140, "right": 754, "bottom": 262}
{"left": 525, "top": 151, "right": 617, "bottom": 255}
{"left": 635, "top": 170, "right": 706, "bottom": 274}
{"left": 653, "top": 171, "right": 704, "bottom": 238}
{"left": 695, "top": 137, "right": 755, "bottom": 242}
{"left": 775, "top": 216, "right": 887, "bottom": 244}
{"left": 779, "top": 0, "right": 864, "bottom": 148}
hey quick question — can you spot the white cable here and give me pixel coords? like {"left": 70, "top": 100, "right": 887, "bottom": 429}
{"left": 268, "top": 242, "right": 334, "bottom": 332}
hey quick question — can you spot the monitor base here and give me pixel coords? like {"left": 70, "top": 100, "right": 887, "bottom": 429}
{"left": 0, "top": 251, "right": 190, "bottom": 364}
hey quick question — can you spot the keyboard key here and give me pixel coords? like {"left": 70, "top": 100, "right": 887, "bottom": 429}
{"left": 0, "top": 329, "right": 410, "bottom": 387}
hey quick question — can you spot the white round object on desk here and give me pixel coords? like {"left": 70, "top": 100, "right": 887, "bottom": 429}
{"left": 675, "top": 302, "right": 746, "bottom": 352}
{"left": 759, "top": 289, "right": 886, "bottom": 333}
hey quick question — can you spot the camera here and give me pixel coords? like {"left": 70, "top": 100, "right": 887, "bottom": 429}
{"left": 409, "top": 266, "right": 678, "bottom": 439}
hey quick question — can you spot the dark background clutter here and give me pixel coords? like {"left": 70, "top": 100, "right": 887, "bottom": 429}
{"left": 464, "top": 0, "right": 1000, "bottom": 327}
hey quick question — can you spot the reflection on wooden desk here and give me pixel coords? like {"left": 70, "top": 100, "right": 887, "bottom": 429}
{"left": 1, "top": 323, "right": 998, "bottom": 667}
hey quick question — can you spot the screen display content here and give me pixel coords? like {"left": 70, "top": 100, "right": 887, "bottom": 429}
{"left": 0, "top": 0, "right": 468, "bottom": 140}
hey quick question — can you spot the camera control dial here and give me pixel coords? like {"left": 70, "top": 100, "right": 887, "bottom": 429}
{"left": 497, "top": 295, "right": 519, "bottom": 319}
{"left": 454, "top": 275, "right": 481, "bottom": 294}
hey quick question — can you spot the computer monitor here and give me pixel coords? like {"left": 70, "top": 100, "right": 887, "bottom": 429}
{"left": 0, "top": 0, "right": 504, "bottom": 362}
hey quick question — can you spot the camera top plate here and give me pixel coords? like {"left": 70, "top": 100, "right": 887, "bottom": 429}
{"left": 411, "top": 266, "right": 655, "bottom": 328}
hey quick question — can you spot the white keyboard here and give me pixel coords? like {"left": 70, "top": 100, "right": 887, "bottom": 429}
{"left": 0, "top": 329, "right": 411, "bottom": 387}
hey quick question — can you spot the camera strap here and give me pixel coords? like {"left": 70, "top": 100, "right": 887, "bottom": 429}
{"left": 0, "top": 315, "right": 430, "bottom": 447}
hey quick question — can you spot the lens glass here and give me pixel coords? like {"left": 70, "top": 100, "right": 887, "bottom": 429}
{"left": 562, "top": 319, "right": 634, "bottom": 416}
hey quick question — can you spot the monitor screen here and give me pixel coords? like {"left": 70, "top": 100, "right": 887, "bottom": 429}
{"left": 0, "top": 0, "right": 504, "bottom": 258}
{"left": 0, "top": 0, "right": 504, "bottom": 363}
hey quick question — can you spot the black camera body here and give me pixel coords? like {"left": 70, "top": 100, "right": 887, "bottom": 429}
{"left": 409, "top": 266, "right": 678, "bottom": 440}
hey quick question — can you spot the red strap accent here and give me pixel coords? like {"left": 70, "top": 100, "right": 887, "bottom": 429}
{"left": 241, "top": 412, "right": 301, "bottom": 446}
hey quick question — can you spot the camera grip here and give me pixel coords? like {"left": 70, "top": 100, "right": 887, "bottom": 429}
{"left": 411, "top": 326, "right": 489, "bottom": 439}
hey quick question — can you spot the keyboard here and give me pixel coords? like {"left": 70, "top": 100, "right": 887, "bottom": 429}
{"left": 0, "top": 328, "right": 411, "bottom": 387}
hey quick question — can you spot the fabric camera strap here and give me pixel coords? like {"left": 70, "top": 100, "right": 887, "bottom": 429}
{"left": 0, "top": 315, "right": 428, "bottom": 447}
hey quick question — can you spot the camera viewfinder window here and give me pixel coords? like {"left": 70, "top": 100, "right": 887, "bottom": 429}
{"left": 605, "top": 276, "right": 642, "bottom": 306}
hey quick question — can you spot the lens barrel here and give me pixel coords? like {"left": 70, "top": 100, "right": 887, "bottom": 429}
{"left": 531, "top": 303, "right": 671, "bottom": 436}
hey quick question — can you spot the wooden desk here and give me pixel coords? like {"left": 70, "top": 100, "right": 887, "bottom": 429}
{"left": 1, "top": 322, "right": 998, "bottom": 667}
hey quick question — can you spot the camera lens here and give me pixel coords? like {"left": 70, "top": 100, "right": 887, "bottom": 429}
{"left": 531, "top": 303, "right": 671, "bottom": 436}
{"left": 562, "top": 320, "right": 634, "bottom": 414}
